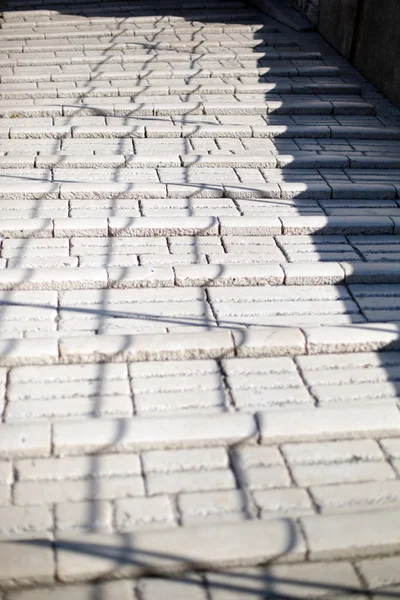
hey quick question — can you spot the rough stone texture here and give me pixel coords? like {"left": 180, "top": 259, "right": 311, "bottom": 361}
{"left": 1, "top": 0, "right": 400, "bottom": 592}
{"left": 318, "top": 0, "right": 358, "bottom": 58}
{"left": 352, "top": 0, "right": 400, "bottom": 108}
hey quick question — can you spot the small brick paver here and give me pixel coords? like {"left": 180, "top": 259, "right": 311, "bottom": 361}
{"left": 1, "top": 0, "right": 400, "bottom": 594}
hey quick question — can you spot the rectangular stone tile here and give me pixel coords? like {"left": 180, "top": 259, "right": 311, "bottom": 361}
{"left": 292, "top": 461, "right": 395, "bottom": 487}
{"left": 380, "top": 438, "right": 400, "bottom": 459}
{"left": 179, "top": 489, "right": 250, "bottom": 525}
{"left": 0, "top": 338, "right": 58, "bottom": 366}
{"left": 16, "top": 453, "right": 141, "bottom": 482}
{"left": 60, "top": 287, "right": 203, "bottom": 306}
{"left": 54, "top": 218, "right": 108, "bottom": 237}
{"left": 311, "top": 480, "right": 400, "bottom": 514}
{"left": 14, "top": 476, "right": 144, "bottom": 505}
{"left": 55, "top": 500, "right": 112, "bottom": 533}
{"left": 330, "top": 183, "right": 396, "bottom": 199}
{"left": 258, "top": 405, "right": 400, "bottom": 444}
{"left": 283, "top": 263, "right": 345, "bottom": 285}
{"left": 0, "top": 423, "right": 51, "bottom": 459}
{"left": 54, "top": 167, "right": 159, "bottom": 184}
{"left": 0, "top": 505, "right": 52, "bottom": 535}
{"left": 60, "top": 182, "right": 167, "bottom": 199}
{"left": 0, "top": 535, "right": 54, "bottom": 587}
{"left": 55, "top": 520, "right": 306, "bottom": 581}
{"left": 53, "top": 413, "right": 256, "bottom": 456}
{"left": 223, "top": 183, "right": 280, "bottom": 198}
{"left": 115, "top": 496, "right": 175, "bottom": 531}
{"left": 0, "top": 201, "right": 67, "bottom": 221}
{"left": 79, "top": 255, "right": 139, "bottom": 268}
{"left": 223, "top": 357, "right": 310, "bottom": 409}
{"left": 175, "top": 264, "right": 284, "bottom": 286}
{"left": 181, "top": 154, "right": 277, "bottom": 168}
{"left": 356, "top": 556, "right": 400, "bottom": 589}
{"left": 72, "top": 125, "right": 145, "bottom": 138}
{"left": 281, "top": 216, "right": 394, "bottom": 235}
{"left": 279, "top": 182, "right": 331, "bottom": 198}
{"left": 282, "top": 439, "right": 384, "bottom": 465}
{"left": 9, "top": 372, "right": 130, "bottom": 404}
{"left": 232, "top": 328, "right": 305, "bottom": 357}
{"left": 253, "top": 488, "right": 314, "bottom": 519}
{"left": 304, "top": 323, "right": 400, "bottom": 354}
{"left": 10, "top": 361, "right": 127, "bottom": 389}
{"left": 7, "top": 257, "right": 78, "bottom": 269}
{"left": 330, "top": 126, "right": 400, "bottom": 139}
{"left": 301, "top": 508, "right": 400, "bottom": 559}
{"left": 138, "top": 576, "right": 207, "bottom": 600}
{"left": 0, "top": 219, "right": 53, "bottom": 239}
{"left": 219, "top": 216, "right": 281, "bottom": 235}
{"left": 212, "top": 286, "right": 351, "bottom": 303}
{"left": 342, "top": 263, "right": 400, "bottom": 283}
{"left": 70, "top": 236, "right": 162, "bottom": 254}
{"left": 147, "top": 469, "right": 235, "bottom": 495}
{"left": 108, "top": 266, "right": 174, "bottom": 288}
{"left": 60, "top": 330, "right": 234, "bottom": 363}
{"left": 166, "top": 183, "right": 224, "bottom": 198}
{"left": 207, "top": 252, "right": 285, "bottom": 267}
{"left": 109, "top": 216, "right": 219, "bottom": 237}
{"left": 0, "top": 268, "right": 107, "bottom": 290}
{"left": 132, "top": 390, "right": 228, "bottom": 416}
{"left": 36, "top": 154, "right": 126, "bottom": 168}
{"left": 206, "top": 562, "right": 362, "bottom": 600}
{"left": 6, "top": 397, "right": 133, "bottom": 423}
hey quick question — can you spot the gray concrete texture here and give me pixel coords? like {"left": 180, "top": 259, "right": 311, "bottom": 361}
{"left": 288, "top": 0, "right": 400, "bottom": 108}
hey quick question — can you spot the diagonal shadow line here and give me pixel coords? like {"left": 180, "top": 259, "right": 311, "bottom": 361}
{"left": 8, "top": 536, "right": 400, "bottom": 598}
{"left": 1, "top": 297, "right": 400, "bottom": 333}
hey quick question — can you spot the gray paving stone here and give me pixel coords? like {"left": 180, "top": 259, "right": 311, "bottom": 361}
{"left": 15, "top": 476, "right": 145, "bottom": 505}
{"left": 54, "top": 413, "right": 257, "bottom": 456}
{"left": 175, "top": 264, "right": 284, "bottom": 286}
{"left": 137, "top": 575, "right": 208, "bottom": 600}
{"left": 258, "top": 404, "right": 400, "bottom": 444}
{"left": 283, "top": 263, "right": 345, "bottom": 285}
{"left": 342, "top": 262, "right": 400, "bottom": 283}
{"left": 357, "top": 556, "right": 400, "bottom": 590}
{"left": 232, "top": 327, "right": 306, "bottom": 357}
{"left": 292, "top": 461, "right": 395, "bottom": 487}
{"left": 282, "top": 439, "right": 385, "bottom": 465}
{"left": 142, "top": 448, "right": 228, "bottom": 473}
{"left": 253, "top": 488, "right": 314, "bottom": 519}
{"left": 0, "top": 505, "right": 53, "bottom": 535}
{"left": 310, "top": 480, "right": 400, "bottom": 513}
{"left": 0, "top": 268, "right": 108, "bottom": 291}
{"left": 304, "top": 323, "right": 400, "bottom": 354}
{"left": 302, "top": 508, "right": 400, "bottom": 559}
{"left": 7, "top": 580, "right": 133, "bottom": 600}
{"left": 206, "top": 562, "right": 362, "bottom": 599}
{"left": 60, "top": 330, "right": 234, "bottom": 363}
{"left": 0, "top": 534, "right": 54, "bottom": 587}
{"left": 55, "top": 520, "right": 306, "bottom": 581}
{"left": 116, "top": 496, "right": 176, "bottom": 531}
{"left": 108, "top": 266, "right": 174, "bottom": 288}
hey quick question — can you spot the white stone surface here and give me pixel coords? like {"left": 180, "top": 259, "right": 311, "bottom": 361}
{"left": 1, "top": 0, "right": 400, "bottom": 590}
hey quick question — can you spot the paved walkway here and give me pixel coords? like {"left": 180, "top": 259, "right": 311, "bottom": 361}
{"left": 1, "top": 0, "right": 400, "bottom": 596}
